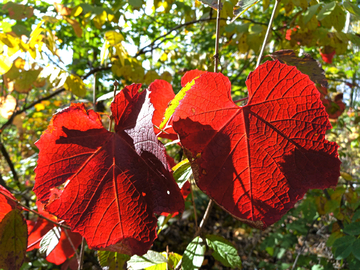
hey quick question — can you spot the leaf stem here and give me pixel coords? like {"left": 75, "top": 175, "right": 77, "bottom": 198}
{"left": 63, "top": 228, "right": 80, "bottom": 262}
{"left": 256, "top": 0, "right": 280, "bottom": 68}
{"left": 0, "top": 189, "right": 71, "bottom": 230}
{"left": 214, "top": 0, "right": 222, "bottom": 72}
{"left": 78, "top": 237, "right": 86, "bottom": 270}
{"left": 233, "top": 97, "right": 249, "bottom": 103}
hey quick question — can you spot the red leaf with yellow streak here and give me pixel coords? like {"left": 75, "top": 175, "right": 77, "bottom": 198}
{"left": 34, "top": 85, "right": 184, "bottom": 256}
{"left": 173, "top": 60, "right": 340, "bottom": 229}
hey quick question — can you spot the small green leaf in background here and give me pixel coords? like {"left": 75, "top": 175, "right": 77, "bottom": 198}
{"left": 303, "top": 4, "right": 320, "bottom": 25}
{"left": 97, "top": 250, "right": 130, "bottom": 270}
{"left": 128, "top": 250, "right": 167, "bottom": 269}
{"left": 206, "top": 234, "right": 242, "bottom": 268}
{"left": 198, "top": 0, "right": 220, "bottom": 10}
{"left": 343, "top": 221, "right": 360, "bottom": 235}
{"left": 332, "top": 235, "right": 356, "bottom": 260}
{"left": 352, "top": 239, "right": 360, "bottom": 261}
{"left": 343, "top": 0, "right": 360, "bottom": 19}
{"left": 64, "top": 74, "right": 87, "bottom": 97}
{"left": 39, "top": 226, "right": 61, "bottom": 256}
{"left": 182, "top": 236, "right": 206, "bottom": 270}
{"left": 0, "top": 210, "right": 28, "bottom": 270}
{"left": 172, "top": 159, "right": 192, "bottom": 188}
{"left": 232, "top": 0, "right": 260, "bottom": 23}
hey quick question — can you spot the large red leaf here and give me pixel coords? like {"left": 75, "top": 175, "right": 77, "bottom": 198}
{"left": 148, "top": 79, "right": 177, "bottom": 140}
{"left": 34, "top": 85, "right": 184, "bottom": 255}
{"left": 173, "top": 60, "right": 340, "bottom": 229}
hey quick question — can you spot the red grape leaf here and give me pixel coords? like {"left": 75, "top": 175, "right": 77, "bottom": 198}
{"left": 27, "top": 200, "right": 82, "bottom": 265}
{"left": 148, "top": 79, "right": 177, "bottom": 140}
{"left": 181, "top": 70, "right": 207, "bottom": 87}
{"left": 173, "top": 60, "right": 340, "bottom": 229}
{"left": 34, "top": 86, "right": 184, "bottom": 255}
{"left": 0, "top": 186, "right": 27, "bottom": 270}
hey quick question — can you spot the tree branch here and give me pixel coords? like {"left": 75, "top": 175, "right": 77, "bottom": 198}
{"left": 135, "top": 17, "right": 267, "bottom": 57}
{"left": 0, "top": 142, "right": 21, "bottom": 189}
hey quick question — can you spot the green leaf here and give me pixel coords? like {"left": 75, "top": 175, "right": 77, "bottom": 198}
{"left": 198, "top": 0, "right": 220, "bottom": 10}
{"left": 39, "top": 227, "right": 61, "bottom": 256}
{"left": 172, "top": 159, "right": 192, "bottom": 188}
{"left": 97, "top": 251, "right": 130, "bottom": 270}
{"left": 343, "top": 0, "right": 360, "bottom": 20}
{"left": 352, "top": 209, "right": 360, "bottom": 222}
{"left": 334, "top": 244, "right": 353, "bottom": 260}
{"left": 352, "top": 239, "right": 360, "bottom": 261}
{"left": 232, "top": 0, "right": 260, "bottom": 23}
{"left": 343, "top": 222, "right": 360, "bottom": 235}
{"left": 303, "top": 4, "right": 320, "bottom": 25}
{"left": 318, "top": 3, "right": 346, "bottom": 32}
{"left": 206, "top": 235, "right": 241, "bottom": 268}
{"left": 127, "top": 250, "right": 168, "bottom": 269}
{"left": 332, "top": 235, "right": 356, "bottom": 248}
{"left": 317, "top": 2, "right": 336, "bottom": 21}
{"left": 64, "top": 74, "right": 87, "bottom": 97}
{"left": 182, "top": 236, "right": 206, "bottom": 270}
{"left": 0, "top": 210, "right": 28, "bottom": 270}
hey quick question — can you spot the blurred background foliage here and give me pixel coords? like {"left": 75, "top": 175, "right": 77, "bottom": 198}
{"left": 1, "top": 0, "right": 360, "bottom": 269}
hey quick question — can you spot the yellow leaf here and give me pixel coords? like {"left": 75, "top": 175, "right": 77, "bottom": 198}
{"left": 100, "top": 42, "right": 110, "bottom": 65}
{"left": 64, "top": 17, "right": 82, "bottom": 38}
{"left": 64, "top": 74, "right": 87, "bottom": 97}
{"left": 160, "top": 53, "right": 168, "bottom": 61}
{"left": 340, "top": 171, "right": 353, "bottom": 181}
{"left": 93, "top": 11, "right": 107, "bottom": 29}
{"left": 34, "top": 103, "right": 45, "bottom": 111}
{"left": 0, "top": 95, "right": 16, "bottom": 119}
{"left": 104, "top": 31, "right": 124, "bottom": 46}
{"left": 160, "top": 79, "right": 196, "bottom": 129}
{"left": 53, "top": 100, "right": 62, "bottom": 107}
{"left": 0, "top": 54, "right": 13, "bottom": 75}
{"left": 172, "top": 159, "right": 189, "bottom": 171}
{"left": 115, "top": 43, "right": 128, "bottom": 66}
{"left": 41, "top": 100, "right": 51, "bottom": 106}
{"left": 14, "top": 57, "right": 25, "bottom": 69}
{"left": 71, "top": 6, "right": 83, "bottom": 17}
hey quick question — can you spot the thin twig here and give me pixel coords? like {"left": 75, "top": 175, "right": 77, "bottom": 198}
{"left": 78, "top": 238, "right": 86, "bottom": 270}
{"left": 0, "top": 66, "right": 111, "bottom": 134}
{"left": 190, "top": 183, "right": 198, "bottom": 228}
{"left": 233, "top": 97, "right": 249, "bottom": 103}
{"left": 256, "top": 0, "right": 280, "bottom": 68}
{"left": 194, "top": 199, "right": 214, "bottom": 237}
{"left": 291, "top": 218, "right": 318, "bottom": 270}
{"left": 0, "top": 189, "right": 71, "bottom": 230}
{"left": 63, "top": 228, "right": 80, "bottom": 261}
{"left": 214, "top": 0, "right": 221, "bottom": 73}
{"left": 0, "top": 142, "right": 21, "bottom": 189}
{"left": 135, "top": 17, "right": 266, "bottom": 57}
{"left": 93, "top": 72, "right": 97, "bottom": 110}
